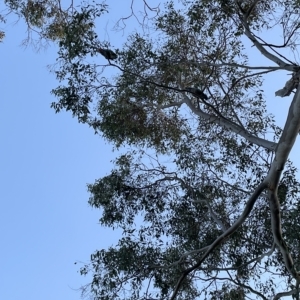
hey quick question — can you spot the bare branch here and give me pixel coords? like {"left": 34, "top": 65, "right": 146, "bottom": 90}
{"left": 265, "top": 85, "right": 300, "bottom": 282}
{"left": 113, "top": 0, "right": 160, "bottom": 31}
{"left": 274, "top": 289, "right": 299, "bottom": 300}
{"left": 236, "top": 2, "right": 297, "bottom": 71}
{"left": 188, "top": 60, "right": 282, "bottom": 71}
{"left": 158, "top": 101, "right": 184, "bottom": 109}
{"left": 254, "top": 34, "right": 297, "bottom": 66}
{"left": 275, "top": 73, "right": 299, "bottom": 97}
{"left": 182, "top": 94, "right": 277, "bottom": 151}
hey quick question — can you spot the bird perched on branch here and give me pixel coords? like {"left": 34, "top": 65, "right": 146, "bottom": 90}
{"left": 185, "top": 87, "right": 208, "bottom": 100}
{"left": 96, "top": 48, "right": 117, "bottom": 60}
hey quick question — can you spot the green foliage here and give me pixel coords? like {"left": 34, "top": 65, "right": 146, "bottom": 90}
{"left": 6, "top": 0, "right": 300, "bottom": 299}
{"left": 3, "top": 0, "right": 108, "bottom": 45}
{"left": 47, "top": 0, "right": 300, "bottom": 298}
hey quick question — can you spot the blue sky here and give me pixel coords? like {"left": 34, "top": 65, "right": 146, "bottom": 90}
{"left": 0, "top": 7, "right": 123, "bottom": 300}
{"left": 1, "top": 2, "right": 300, "bottom": 300}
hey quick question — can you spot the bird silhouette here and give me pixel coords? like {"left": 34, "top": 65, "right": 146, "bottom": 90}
{"left": 185, "top": 87, "right": 208, "bottom": 100}
{"left": 96, "top": 48, "right": 117, "bottom": 60}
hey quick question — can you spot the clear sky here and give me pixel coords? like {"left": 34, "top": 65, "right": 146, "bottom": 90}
{"left": 0, "top": 5, "right": 123, "bottom": 300}
{"left": 0, "top": 2, "right": 299, "bottom": 300}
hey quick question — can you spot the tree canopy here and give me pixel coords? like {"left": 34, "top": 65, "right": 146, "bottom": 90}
{"left": 4, "top": 0, "right": 300, "bottom": 299}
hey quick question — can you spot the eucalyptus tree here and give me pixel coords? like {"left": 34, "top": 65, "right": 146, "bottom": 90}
{"left": 1, "top": 0, "right": 90, "bottom": 46}
{"left": 12, "top": 0, "right": 300, "bottom": 299}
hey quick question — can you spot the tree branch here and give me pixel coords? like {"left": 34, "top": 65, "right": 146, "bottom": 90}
{"left": 237, "top": 1, "right": 297, "bottom": 71}
{"left": 169, "top": 181, "right": 267, "bottom": 300}
{"left": 265, "top": 85, "right": 300, "bottom": 282}
{"left": 274, "top": 289, "right": 299, "bottom": 300}
{"left": 188, "top": 60, "right": 282, "bottom": 71}
{"left": 182, "top": 95, "right": 277, "bottom": 151}
{"left": 108, "top": 63, "right": 277, "bottom": 150}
